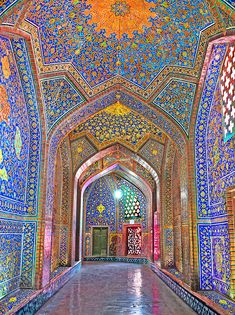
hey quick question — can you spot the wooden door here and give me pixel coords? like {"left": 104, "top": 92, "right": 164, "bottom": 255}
{"left": 92, "top": 227, "right": 108, "bottom": 256}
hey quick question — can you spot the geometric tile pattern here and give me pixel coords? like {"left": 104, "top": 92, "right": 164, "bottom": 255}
{"left": 207, "top": 84, "right": 235, "bottom": 209}
{"left": 198, "top": 223, "right": 231, "bottom": 295}
{"left": 70, "top": 136, "right": 97, "bottom": 173}
{"left": 0, "top": 2, "right": 24, "bottom": 24}
{"left": 221, "top": 0, "right": 235, "bottom": 9}
{"left": 84, "top": 257, "right": 149, "bottom": 264}
{"left": 60, "top": 139, "right": 71, "bottom": 226}
{"left": 196, "top": 43, "right": 234, "bottom": 297}
{"left": 0, "top": 263, "right": 81, "bottom": 315}
{"left": 139, "top": 139, "right": 164, "bottom": 175}
{"left": 201, "top": 290, "right": 235, "bottom": 314}
{"left": 0, "top": 0, "right": 19, "bottom": 16}
{"left": 153, "top": 80, "right": 196, "bottom": 134}
{"left": 161, "top": 141, "right": 175, "bottom": 268}
{"left": 79, "top": 161, "right": 101, "bottom": 186}
{"left": 71, "top": 102, "right": 165, "bottom": 151}
{"left": 41, "top": 77, "right": 84, "bottom": 134}
{"left": 118, "top": 92, "right": 185, "bottom": 151}
{"left": 0, "top": 35, "right": 30, "bottom": 204}
{"left": 0, "top": 36, "right": 41, "bottom": 216}
{"left": 0, "top": 233, "right": 22, "bottom": 298}
{"left": 0, "top": 289, "right": 35, "bottom": 315}
{"left": 211, "top": 224, "right": 230, "bottom": 295}
{"left": 151, "top": 264, "right": 219, "bottom": 315}
{"left": 195, "top": 43, "right": 232, "bottom": 218}
{"left": 85, "top": 176, "right": 116, "bottom": 232}
{"left": 0, "top": 219, "right": 36, "bottom": 298}
{"left": 59, "top": 226, "right": 69, "bottom": 266}
{"left": 135, "top": 163, "right": 155, "bottom": 189}
{"left": 84, "top": 174, "right": 148, "bottom": 250}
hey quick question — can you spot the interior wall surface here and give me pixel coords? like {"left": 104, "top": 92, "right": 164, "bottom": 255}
{"left": 0, "top": 33, "right": 43, "bottom": 298}
{"left": 195, "top": 42, "right": 235, "bottom": 296}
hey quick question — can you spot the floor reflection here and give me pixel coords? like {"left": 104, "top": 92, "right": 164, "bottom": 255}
{"left": 36, "top": 262, "right": 196, "bottom": 315}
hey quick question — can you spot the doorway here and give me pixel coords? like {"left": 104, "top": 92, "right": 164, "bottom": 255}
{"left": 92, "top": 227, "right": 108, "bottom": 256}
{"left": 126, "top": 225, "right": 142, "bottom": 255}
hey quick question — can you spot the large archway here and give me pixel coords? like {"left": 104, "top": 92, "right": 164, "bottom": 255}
{"left": 71, "top": 145, "right": 160, "bottom": 264}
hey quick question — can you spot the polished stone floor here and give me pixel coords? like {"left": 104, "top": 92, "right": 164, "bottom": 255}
{"left": 36, "top": 262, "right": 196, "bottom": 315}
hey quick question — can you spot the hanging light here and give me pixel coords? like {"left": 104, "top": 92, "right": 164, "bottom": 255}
{"left": 114, "top": 189, "right": 122, "bottom": 199}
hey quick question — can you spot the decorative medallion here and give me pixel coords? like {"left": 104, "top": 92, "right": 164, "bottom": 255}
{"left": 86, "top": 0, "right": 155, "bottom": 39}
{"left": 97, "top": 203, "right": 105, "bottom": 216}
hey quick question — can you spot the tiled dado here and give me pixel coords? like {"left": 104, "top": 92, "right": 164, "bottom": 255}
{"left": 83, "top": 256, "right": 150, "bottom": 264}
{"left": 151, "top": 264, "right": 228, "bottom": 315}
{"left": 0, "top": 262, "right": 81, "bottom": 315}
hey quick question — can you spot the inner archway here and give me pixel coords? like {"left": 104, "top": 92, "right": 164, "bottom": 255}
{"left": 74, "top": 154, "right": 158, "bottom": 263}
{"left": 82, "top": 168, "right": 152, "bottom": 260}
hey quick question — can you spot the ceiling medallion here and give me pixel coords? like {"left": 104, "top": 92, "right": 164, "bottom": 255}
{"left": 111, "top": 1, "right": 130, "bottom": 17}
{"left": 86, "top": 0, "right": 156, "bottom": 39}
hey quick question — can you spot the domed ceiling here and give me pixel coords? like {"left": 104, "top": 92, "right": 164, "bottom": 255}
{"left": 27, "top": 0, "right": 213, "bottom": 90}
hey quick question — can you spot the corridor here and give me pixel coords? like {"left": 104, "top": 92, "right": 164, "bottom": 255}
{"left": 36, "top": 262, "right": 196, "bottom": 315}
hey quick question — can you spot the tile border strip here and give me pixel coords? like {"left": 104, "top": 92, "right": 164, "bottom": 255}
{"left": 83, "top": 256, "right": 150, "bottom": 264}
{"left": 13, "top": 262, "right": 81, "bottom": 315}
{"left": 151, "top": 264, "right": 223, "bottom": 315}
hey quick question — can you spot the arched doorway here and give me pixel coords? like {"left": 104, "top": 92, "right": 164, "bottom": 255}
{"left": 81, "top": 169, "right": 152, "bottom": 260}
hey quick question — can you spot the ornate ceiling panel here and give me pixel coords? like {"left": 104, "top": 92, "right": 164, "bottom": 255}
{"left": 139, "top": 139, "right": 164, "bottom": 174}
{"left": 103, "top": 150, "right": 134, "bottom": 171}
{"left": 26, "top": 0, "right": 214, "bottom": 90}
{"left": 0, "top": 1, "right": 24, "bottom": 24}
{"left": 70, "top": 136, "right": 97, "bottom": 172}
{"left": 70, "top": 101, "right": 165, "bottom": 151}
{"left": 78, "top": 149, "right": 155, "bottom": 189}
{"left": 41, "top": 77, "right": 85, "bottom": 133}
{"left": 0, "top": 0, "right": 18, "bottom": 16}
{"left": 47, "top": 90, "right": 185, "bottom": 153}
{"left": 153, "top": 79, "right": 196, "bottom": 134}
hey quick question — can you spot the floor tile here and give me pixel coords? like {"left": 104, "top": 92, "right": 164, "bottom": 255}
{"left": 36, "top": 262, "right": 196, "bottom": 315}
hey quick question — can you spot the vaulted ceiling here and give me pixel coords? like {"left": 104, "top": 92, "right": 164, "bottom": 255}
{"left": 27, "top": 0, "right": 213, "bottom": 89}
{"left": 0, "top": 0, "right": 234, "bottom": 143}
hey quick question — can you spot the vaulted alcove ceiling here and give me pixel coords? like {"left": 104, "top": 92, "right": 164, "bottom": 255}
{"left": 70, "top": 102, "right": 166, "bottom": 152}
